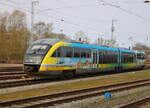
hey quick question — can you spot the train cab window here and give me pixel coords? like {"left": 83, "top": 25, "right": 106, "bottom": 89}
{"left": 137, "top": 53, "right": 145, "bottom": 59}
{"left": 141, "top": 54, "right": 145, "bottom": 59}
{"left": 27, "top": 44, "right": 50, "bottom": 55}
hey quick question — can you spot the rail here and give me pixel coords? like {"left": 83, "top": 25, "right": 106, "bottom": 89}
{"left": 0, "top": 79, "right": 150, "bottom": 107}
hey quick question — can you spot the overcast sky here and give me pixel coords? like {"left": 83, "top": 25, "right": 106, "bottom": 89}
{"left": 0, "top": 0, "right": 150, "bottom": 48}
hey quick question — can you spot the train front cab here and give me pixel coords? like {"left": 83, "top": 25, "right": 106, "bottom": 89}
{"left": 136, "top": 52, "right": 145, "bottom": 69}
{"left": 23, "top": 43, "right": 52, "bottom": 77}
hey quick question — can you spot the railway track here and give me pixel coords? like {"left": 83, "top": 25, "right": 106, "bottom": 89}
{"left": 0, "top": 74, "right": 27, "bottom": 80}
{"left": 0, "top": 78, "right": 52, "bottom": 89}
{"left": 0, "top": 67, "right": 22, "bottom": 72}
{"left": 0, "top": 71, "right": 25, "bottom": 75}
{"left": 119, "top": 96, "right": 150, "bottom": 108}
{"left": 0, "top": 71, "right": 26, "bottom": 80}
{"left": 0, "top": 79, "right": 150, "bottom": 108}
{"left": 0, "top": 67, "right": 149, "bottom": 88}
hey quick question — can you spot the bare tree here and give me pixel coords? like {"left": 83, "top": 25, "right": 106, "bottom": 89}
{"left": 0, "top": 10, "right": 30, "bottom": 63}
{"left": 132, "top": 43, "right": 149, "bottom": 51}
{"left": 33, "top": 22, "right": 53, "bottom": 39}
{"left": 33, "top": 21, "right": 70, "bottom": 40}
{"left": 94, "top": 37, "right": 118, "bottom": 47}
{"left": 73, "top": 31, "right": 90, "bottom": 43}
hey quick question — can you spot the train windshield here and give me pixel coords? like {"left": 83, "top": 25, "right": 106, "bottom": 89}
{"left": 27, "top": 44, "right": 51, "bottom": 55}
{"left": 137, "top": 53, "right": 145, "bottom": 59}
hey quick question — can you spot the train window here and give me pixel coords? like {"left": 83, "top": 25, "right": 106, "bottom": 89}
{"left": 57, "top": 47, "right": 61, "bottom": 57}
{"left": 137, "top": 53, "right": 145, "bottom": 59}
{"left": 81, "top": 49, "right": 86, "bottom": 58}
{"left": 129, "top": 53, "right": 134, "bottom": 63}
{"left": 99, "top": 50, "right": 103, "bottom": 64}
{"left": 122, "top": 52, "right": 135, "bottom": 63}
{"left": 52, "top": 51, "right": 57, "bottom": 57}
{"left": 27, "top": 44, "right": 50, "bottom": 55}
{"left": 108, "top": 51, "right": 112, "bottom": 63}
{"left": 66, "top": 47, "right": 73, "bottom": 57}
{"left": 113, "top": 52, "right": 117, "bottom": 63}
{"left": 86, "top": 49, "right": 91, "bottom": 58}
{"left": 109, "top": 51, "right": 113, "bottom": 63}
{"left": 141, "top": 54, "right": 145, "bottom": 59}
{"left": 102, "top": 51, "right": 107, "bottom": 64}
{"left": 102, "top": 50, "right": 118, "bottom": 64}
{"left": 74, "top": 48, "right": 80, "bottom": 58}
{"left": 51, "top": 47, "right": 62, "bottom": 57}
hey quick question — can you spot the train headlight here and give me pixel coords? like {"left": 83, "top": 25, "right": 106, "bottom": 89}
{"left": 34, "top": 55, "right": 43, "bottom": 64}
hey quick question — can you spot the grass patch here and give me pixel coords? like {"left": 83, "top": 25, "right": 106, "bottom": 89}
{"left": 0, "top": 69, "right": 150, "bottom": 101}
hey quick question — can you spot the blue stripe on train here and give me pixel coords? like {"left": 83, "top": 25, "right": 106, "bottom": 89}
{"left": 70, "top": 43, "right": 134, "bottom": 53}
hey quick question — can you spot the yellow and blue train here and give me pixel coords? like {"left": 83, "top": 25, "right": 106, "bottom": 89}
{"left": 23, "top": 39, "right": 145, "bottom": 78}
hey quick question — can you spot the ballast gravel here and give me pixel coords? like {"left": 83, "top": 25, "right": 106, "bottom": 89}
{"left": 51, "top": 86, "right": 150, "bottom": 108}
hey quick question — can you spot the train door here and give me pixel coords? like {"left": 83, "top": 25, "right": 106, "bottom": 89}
{"left": 92, "top": 49, "right": 99, "bottom": 68}
{"left": 118, "top": 49, "right": 121, "bottom": 67}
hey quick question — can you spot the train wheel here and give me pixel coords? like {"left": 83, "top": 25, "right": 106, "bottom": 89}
{"left": 119, "top": 67, "right": 123, "bottom": 72}
{"left": 115, "top": 67, "right": 118, "bottom": 72}
{"left": 62, "top": 70, "right": 75, "bottom": 79}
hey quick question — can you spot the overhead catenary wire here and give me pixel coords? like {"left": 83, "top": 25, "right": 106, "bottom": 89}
{"left": 0, "top": 1, "right": 101, "bottom": 35}
{"left": 39, "top": 13, "right": 101, "bottom": 33}
{"left": 33, "top": 0, "right": 103, "bottom": 34}
{"left": 40, "top": 3, "right": 97, "bottom": 10}
{"left": 2, "top": 0, "right": 31, "bottom": 9}
{"left": 2, "top": 0, "right": 18, "bottom": 5}
{"left": 55, "top": 0, "right": 108, "bottom": 25}
{"left": 99, "top": 0, "right": 150, "bottom": 23}
{"left": 38, "top": 9, "right": 106, "bottom": 31}
{"left": 0, "top": 1, "right": 31, "bottom": 14}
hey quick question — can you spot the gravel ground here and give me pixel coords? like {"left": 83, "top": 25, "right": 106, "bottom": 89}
{"left": 0, "top": 70, "right": 150, "bottom": 98}
{"left": 0, "top": 78, "right": 29, "bottom": 83}
{"left": 0, "top": 71, "right": 128, "bottom": 95}
{"left": 0, "top": 69, "right": 150, "bottom": 102}
{"left": 52, "top": 86, "right": 150, "bottom": 108}
{"left": 139, "top": 102, "right": 150, "bottom": 108}
{"left": 0, "top": 64, "right": 22, "bottom": 68}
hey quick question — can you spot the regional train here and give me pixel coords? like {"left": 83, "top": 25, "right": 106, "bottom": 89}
{"left": 23, "top": 39, "right": 145, "bottom": 78}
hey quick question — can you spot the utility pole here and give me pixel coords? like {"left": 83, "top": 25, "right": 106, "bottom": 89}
{"left": 31, "top": 0, "right": 39, "bottom": 42}
{"left": 111, "top": 19, "right": 117, "bottom": 41}
{"left": 110, "top": 19, "right": 117, "bottom": 47}
{"left": 144, "top": 0, "right": 150, "bottom": 3}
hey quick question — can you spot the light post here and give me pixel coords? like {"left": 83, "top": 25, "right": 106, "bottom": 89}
{"left": 111, "top": 19, "right": 117, "bottom": 41}
{"left": 31, "top": 0, "right": 39, "bottom": 42}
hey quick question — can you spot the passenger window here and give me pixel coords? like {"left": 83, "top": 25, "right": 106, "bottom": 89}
{"left": 66, "top": 47, "right": 73, "bottom": 57}
{"left": 74, "top": 48, "right": 80, "bottom": 58}
{"left": 87, "top": 49, "right": 91, "bottom": 58}
{"left": 51, "top": 47, "right": 61, "bottom": 57}
{"left": 81, "top": 50, "right": 86, "bottom": 58}
{"left": 52, "top": 51, "right": 57, "bottom": 57}
{"left": 57, "top": 47, "right": 61, "bottom": 57}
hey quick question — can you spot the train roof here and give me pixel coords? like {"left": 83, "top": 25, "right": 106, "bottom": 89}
{"left": 70, "top": 42, "right": 135, "bottom": 53}
{"left": 32, "top": 38, "right": 136, "bottom": 53}
{"left": 137, "top": 51, "right": 145, "bottom": 54}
